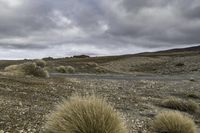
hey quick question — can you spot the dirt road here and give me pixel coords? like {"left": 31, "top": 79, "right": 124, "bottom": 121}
{"left": 50, "top": 73, "right": 200, "bottom": 81}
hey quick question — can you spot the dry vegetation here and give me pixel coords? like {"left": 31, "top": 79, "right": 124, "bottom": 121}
{"left": 2, "top": 62, "right": 49, "bottom": 78}
{"left": 0, "top": 48, "right": 200, "bottom": 132}
{"left": 44, "top": 95, "right": 127, "bottom": 133}
{"left": 151, "top": 111, "right": 197, "bottom": 133}
{"left": 161, "top": 97, "right": 199, "bottom": 113}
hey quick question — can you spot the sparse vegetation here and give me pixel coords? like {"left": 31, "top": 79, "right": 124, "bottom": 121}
{"left": 4, "top": 62, "right": 49, "bottom": 78}
{"left": 44, "top": 95, "right": 127, "bottom": 133}
{"left": 151, "top": 111, "right": 197, "bottom": 133}
{"left": 161, "top": 97, "right": 199, "bottom": 113}
{"left": 56, "top": 66, "right": 67, "bottom": 73}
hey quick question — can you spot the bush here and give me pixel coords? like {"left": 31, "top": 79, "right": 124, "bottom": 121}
{"left": 20, "top": 62, "right": 37, "bottom": 75}
{"left": 95, "top": 66, "right": 106, "bottom": 73}
{"left": 65, "top": 66, "right": 75, "bottom": 73}
{"left": 33, "top": 67, "right": 49, "bottom": 78}
{"left": 4, "top": 62, "right": 49, "bottom": 78}
{"left": 86, "top": 62, "right": 98, "bottom": 67}
{"left": 151, "top": 111, "right": 197, "bottom": 133}
{"left": 34, "top": 59, "right": 46, "bottom": 68}
{"left": 4, "top": 64, "right": 19, "bottom": 71}
{"left": 56, "top": 66, "right": 67, "bottom": 73}
{"left": 161, "top": 97, "right": 199, "bottom": 113}
{"left": 44, "top": 95, "right": 127, "bottom": 133}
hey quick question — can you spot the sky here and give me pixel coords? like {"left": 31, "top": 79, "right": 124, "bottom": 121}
{"left": 0, "top": 0, "right": 200, "bottom": 59}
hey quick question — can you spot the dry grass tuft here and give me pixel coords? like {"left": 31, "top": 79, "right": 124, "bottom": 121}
{"left": 33, "top": 67, "right": 49, "bottom": 78}
{"left": 4, "top": 62, "right": 49, "bottom": 78}
{"left": 56, "top": 66, "right": 67, "bottom": 73}
{"left": 44, "top": 95, "right": 127, "bottom": 133}
{"left": 161, "top": 97, "right": 199, "bottom": 113}
{"left": 65, "top": 66, "right": 75, "bottom": 73}
{"left": 151, "top": 111, "right": 197, "bottom": 133}
{"left": 34, "top": 59, "right": 46, "bottom": 68}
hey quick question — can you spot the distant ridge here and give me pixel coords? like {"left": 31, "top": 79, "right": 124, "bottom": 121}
{"left": 155, "top": 45, "right": 200, "bottom": 53}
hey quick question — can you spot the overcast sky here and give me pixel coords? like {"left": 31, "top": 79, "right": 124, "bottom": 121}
{"left": 0, "top": 0, "right": 200, "bottom": 59}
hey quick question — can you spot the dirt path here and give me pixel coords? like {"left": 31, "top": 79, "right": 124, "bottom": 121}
{"left": 50, "top": 73, "right": 200, "bottom": 81}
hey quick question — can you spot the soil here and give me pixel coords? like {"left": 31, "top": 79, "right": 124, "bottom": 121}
{"left": 0, "top": 74, "right": 199, "bottom": 133}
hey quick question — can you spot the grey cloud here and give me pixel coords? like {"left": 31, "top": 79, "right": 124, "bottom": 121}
{"left": 0, "top": 0, "right": 200, "bottom": 59}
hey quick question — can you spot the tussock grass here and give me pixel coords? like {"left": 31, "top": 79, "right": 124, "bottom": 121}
{"left": 33, "top": 67, "right": 49, "bottom": 78}
{"left": 65, "top": 66, "right": 75, "bottom": 73}
{"left": 161, "top": 97, "right": 199, "bottom": 113}
{"left": 151, "top": 111, "right": 197, "bottom": 133}
{"left": 34, "top": 59, "right": 46, "bottom": 68}
{"left": 4, "top": 62, "right": 49, "bottom": 78}
{"left": 44, "top": 95, "right": 127, "bottom": 133}
{"left": 56, "top": 66, "right": 67, "bottom": 73}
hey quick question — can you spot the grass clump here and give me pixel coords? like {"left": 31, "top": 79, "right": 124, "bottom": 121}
{"left": 4, "top": 62, "right": 49, "bottom": 78}
{"left": 151, "top": 111, "right": 197, "bottom": 133}
{"left": 65, "top": 66, "right": 75, "bottom": 73}
{"left": 187, "top": 93, "right": 199, "bottom": 99}
{"left": 34, "top": 59, "right": 46, "bottom": 68}
{"left": 44, "top": 95, "right": 127, "bottom": 133}
{"left": 33, "top": 67, "right": 49, "bottom": 78}
{"left": 161, "top": 97, "right": 199, "bottom": 113}
{"left": 56, "top": 66, "right": 67, "bottom": 73}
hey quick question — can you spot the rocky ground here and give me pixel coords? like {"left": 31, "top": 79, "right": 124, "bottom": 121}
{"left": 0, "top": 74, "right": 199, "bottom": 133}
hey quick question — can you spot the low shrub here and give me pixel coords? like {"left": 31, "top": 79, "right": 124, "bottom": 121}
{"left": 4, "top": 62, "right": 49, "bottom": 78}
{"left": 44, "top": 95, "right": 127, "bottom": 133}
{"left": 20, "top": 62, "right": 37, "bottom": 75}
{"left": 151, "top": 111, "right": 197, "bottom": 133}
{"left": 95, "top": 66, "right": 106, "bottom": 73}
{"left": 65, "top": 66, "right": 75, "bottom": 73}
{"left": 161, "top": 97, "right": 199, "bottom": 113}
{"left": 56, "top": 66, "right": 67, "bottom": 73}
{"left": 33, "top": 67, "right": 49, "bottom": 78}
{"left": 86, "top": 62, "right": 98, "bottom": 67}
{"left": 34, "top": 59, "right": 46, "bottom": 68}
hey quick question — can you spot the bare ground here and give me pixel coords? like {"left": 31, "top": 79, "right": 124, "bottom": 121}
{"left": 0, "top": 74, "right": 199, "bottom": 133}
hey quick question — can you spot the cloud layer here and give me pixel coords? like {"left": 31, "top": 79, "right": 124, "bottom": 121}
{"left": 0, "top": 0, "right": 200, "bottom": 59}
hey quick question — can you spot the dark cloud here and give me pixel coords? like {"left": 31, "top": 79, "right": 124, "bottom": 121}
{"left": 0, "top": 0, "right": 200, "bottom": 59}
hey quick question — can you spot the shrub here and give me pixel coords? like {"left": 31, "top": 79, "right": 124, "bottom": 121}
{"left": 66, "top": 66, "right": 75, "bottom": 73}
{"left": 20, "top": 62, "right": 37, "bottom": 75}
{"left": 44, "top": 95, "right": 127, "bottom": 133}
{"left": 4, "top": 64, "right": 19, "bottom": 71}
{"left": 151, "top": 111, "right": 197, "bottom": 133}
{"left": 161, "top": 97, "right": 199, "bottom": 113}
{"left": 4, "top": 62, "right": 49, "bottom": 78}
{"left": 86, "top": 62, "right": 98, "bottom": 67}
{"left": 33, "top": 67, "right": 49, "bottom": 78}
{"left": 56, "top": 66, "right": 67, "bottom": 73}
{"left": 95, "top": 66, "right": 106, "bottom": 73}
{"left": 34, "top": 59, "right": 46, "bottom": 68}
{"left": 187, "top": 93, "right": 199, "bottom": 99}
